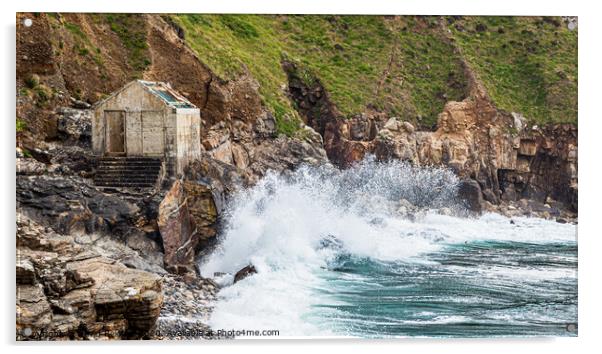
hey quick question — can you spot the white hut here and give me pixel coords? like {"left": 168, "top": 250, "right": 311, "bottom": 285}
{"left": 92, "top": 80, "right": 201, "bottom": 179}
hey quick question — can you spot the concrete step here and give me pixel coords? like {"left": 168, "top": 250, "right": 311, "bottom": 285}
{"left": 95, "top": 182, "right": 157, "bottom": 187}
{"left": 96, "top": 167, "right": 161, "bottom": 174}
{"left": 94, "top": 177, "right": 160, "bottom": 183}
{"left": 94, "top": 157, "right": 162, "bottom": 188}
{"left": 100, "top": 157, "right": 162, "bottom": 162}
{"left": 98, "top": 162, "right": 162, "bottom": 167}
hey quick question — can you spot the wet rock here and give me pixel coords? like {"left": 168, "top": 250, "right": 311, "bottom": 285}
{"left": 458, "top": 179, "right": 484, "bottom": 213}
{"left": 397, "top": 198, "right": 420, "bottom": 219}
{"left": 556, "top": 217, "right": 569, "bottom": 224}
{"left": 482, "top": 188, "right": 499, "bottom": 205}
{"left": 233, "top": 265, "right": 257, "bottom": 283}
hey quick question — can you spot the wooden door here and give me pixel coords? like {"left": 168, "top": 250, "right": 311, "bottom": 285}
{"left": 105, "top": 110, "right": 126, "bottom": 155}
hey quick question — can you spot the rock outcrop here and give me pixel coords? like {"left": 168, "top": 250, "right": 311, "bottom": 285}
{"left": 157, "top": 180, "right": 199, "bottom": 276}
{"left": 158, "top": 160, "right": 239, "bottom": 277}
{"left": 16, "top": 175, "right": 141, "bottom": 236}
{"left": 233, "top": 265, "right": 257, "bottom": 284}
{"left": 16, "top": 215, "right": 163, "bottom": 340}
{"left": 56, "top": 107, "right": 92, "bottom": 146}
{"left": 285, "top": 59, "right": 578, "bottom": 213}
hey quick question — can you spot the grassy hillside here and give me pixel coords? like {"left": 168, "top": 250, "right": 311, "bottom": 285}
{"left": 172, "top": 15, "right": 577, "bottom": 132}
{"left": 451, "top": 16, "right": 577, "bottom": 126}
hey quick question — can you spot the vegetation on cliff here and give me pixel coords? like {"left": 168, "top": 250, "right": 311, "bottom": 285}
{"left": 172, "top": 15, "right": 577, "bottom": 131}
{"left": 451, "top": 16, "right": 577, "bottom": 126}
{"left": 17, "top": 14, "right": 577, "bottom": 136}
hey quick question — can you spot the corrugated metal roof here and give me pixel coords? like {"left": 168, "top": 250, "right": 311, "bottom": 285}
{"left": 138, "top": 80, "right": 197, "bottom": 109}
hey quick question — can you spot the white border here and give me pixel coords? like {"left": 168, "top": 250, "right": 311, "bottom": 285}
{"left": 3, "top": 1, "right": 600, "bottom": 353}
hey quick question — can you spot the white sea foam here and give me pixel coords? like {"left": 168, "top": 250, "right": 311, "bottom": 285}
{"left": 198, "top": 158, "right": 577, "bottom": 336}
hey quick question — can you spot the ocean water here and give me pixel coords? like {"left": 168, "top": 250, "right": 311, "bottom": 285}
{"left": 199, "top": 158, "right": 578, "bottom": 338}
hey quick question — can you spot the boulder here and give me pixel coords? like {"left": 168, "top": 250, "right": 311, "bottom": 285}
{"left": 457, "top": 179, "right": 484, "bottom": 213}
{"left": 233, "top": 265, "right": 257, "bottom": 284}
{"left": 383, "top": 117, "right": 401, "bottom": 131}
{"left": 185, "top": 153, "right": 250, "bottom": 200}
{"left": 158, "top": 180, "right": 198, "bottom": 275}
{"left": 249, "top": 135, "right": 329, "bottom": 177}
{"left": 374, "top": 128, "right": 418, "bottom": 163}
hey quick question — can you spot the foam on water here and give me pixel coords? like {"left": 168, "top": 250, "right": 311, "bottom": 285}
{"left": 198, "top": 158, "right": 577, "bottom": 337}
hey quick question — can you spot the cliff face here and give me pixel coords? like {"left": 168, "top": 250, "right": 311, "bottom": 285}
{"left": 16, "top": 12, "right": 578, "bottom": 214}
{"left": 15, "top": 13, "right": 578, "bottom": 339}
{"left": 16, "top": 14, "right": 577, "bottom": 210}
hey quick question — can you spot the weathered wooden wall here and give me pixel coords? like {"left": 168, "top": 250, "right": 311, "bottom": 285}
{"left": 93, "top": 81, "right": 202, "bottom": 178}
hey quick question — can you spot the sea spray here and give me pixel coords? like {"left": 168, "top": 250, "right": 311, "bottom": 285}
{"left": 199, "top": 158, "right": 577, "bottom": 337}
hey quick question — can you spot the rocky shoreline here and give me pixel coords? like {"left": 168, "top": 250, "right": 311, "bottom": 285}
{"left": 15, "top": 13, "right": 576, "bottom": 339}
{"left": 153, "top": 275, "right": 218, "bottom": 340}
{"left": 16, "top": 100, "right": 577, "bottom": 340}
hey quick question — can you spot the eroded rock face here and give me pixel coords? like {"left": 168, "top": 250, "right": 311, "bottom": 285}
{"left": 16, "top": 215, "right": 163, "bottom": 340}
{"left": 185, "top": 153, "right": 250, "bottom": 202}
{"left": 199, "top": 91, "right": 329, "bottom": 184}
{"left": 56, "top": 107, "right": 92, "bottom": 146}
{"left": 283, "top": 58, "right": 577, "bottom": 213}
{"left": 16, "top": 175, "right": 140, "bottom": 236}
{"left": 157, "top": 180, "right": 198, "bottom": 276}
{"left": 182, "top": 181, "right": 218, "bottom": 242}
{"left": 249, "top": 133, "right": 330, "bottom": 178}
{"left": 457, "top": 179, "right": 484, "bottom": 213}
{"left": 159, "top": 158, "right": 244, "bottom": 276}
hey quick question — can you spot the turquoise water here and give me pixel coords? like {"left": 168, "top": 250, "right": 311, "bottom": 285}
{"left": 200, "top": 159, "right": 578, "bottom": 338}
{"left": 312, "top": 240, "right": 577, "bottom": 337}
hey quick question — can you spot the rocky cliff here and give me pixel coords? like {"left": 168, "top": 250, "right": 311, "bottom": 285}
{"left": 16, "top": 13, "right": 577, "bottom": 210}
{"left": 16, "top": 13, "right": 577, "bottom": 339}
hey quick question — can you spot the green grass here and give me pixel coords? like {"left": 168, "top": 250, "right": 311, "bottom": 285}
{"left": 172, "top": 15, "right": 577, "bottom": 131}
{"left": 64, "top": 22, "right": 86, "bottom": 38}
{"left": 449, "top": 16, "right": 577, "bottom": 125}
{"left": 16, "top": 118, "right": 27, "bottom": 133}
{"left": 388, "top": 16, "right": 468, "bottom": 127}
{"left": 171, "top": 15, "right": 475, "bottom": 131}
{"left": 104, "top": 14, "right": 151, "bottom": 76}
